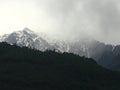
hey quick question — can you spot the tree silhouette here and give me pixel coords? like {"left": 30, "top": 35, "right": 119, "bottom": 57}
{"left": 0, "top": 42, "right": 120, "bottom": 89}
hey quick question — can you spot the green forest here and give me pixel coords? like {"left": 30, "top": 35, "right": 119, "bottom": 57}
{"left": 0, "top": 42, "right": 120, "bottom": 90}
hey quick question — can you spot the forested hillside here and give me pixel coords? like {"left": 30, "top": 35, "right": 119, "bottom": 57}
{"left": 0, "top": 42, "right": 120, "bottom": 90}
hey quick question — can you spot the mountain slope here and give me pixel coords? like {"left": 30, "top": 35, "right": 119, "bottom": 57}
{"left": 0, "top": 42, "right": 120, "bottom": 89}
{"left": 1, "top": 28, "right": 120, "bottom": 71}
{"left": 0, "top": 28, "right": 69, "bottom": 52}
{"left": 0, "top": 28, "right": 51, "bottom": 51}
{"left": 98, "top": 45, "right": 120, "bottom": 70}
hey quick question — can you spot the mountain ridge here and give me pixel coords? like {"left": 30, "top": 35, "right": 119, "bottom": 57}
{"left": 0, "top": 28, "right": 120, "bottom": 71}
{"left": 0, "top": 42, "right": 120, "bottom": 89}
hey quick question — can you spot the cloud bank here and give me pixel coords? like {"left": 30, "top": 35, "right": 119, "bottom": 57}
{"left": 0, "top": 0, "right": 120, "bottom": 44}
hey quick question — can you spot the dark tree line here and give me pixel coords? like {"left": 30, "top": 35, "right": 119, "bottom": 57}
{"left": 0, "top": 42, "right": 120, "bottom": 90}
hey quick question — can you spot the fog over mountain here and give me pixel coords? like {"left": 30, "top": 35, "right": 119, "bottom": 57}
{"left": 0, "top": 0, "right": 120, "bottom": 45}
{"left": 1, "top": 28, "right": 120, "bottom": 71}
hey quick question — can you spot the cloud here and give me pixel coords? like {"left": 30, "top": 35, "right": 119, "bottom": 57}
{"left": 85, "top": 0, "right": 120, "bottom": 44}
{"left": 40, "top": 0, "right": 120, "bottom": 44}
{"left": 0, "top": 0, "right": 120, "bottom": 44}
{"left": 37, "top": 0, "right": 97, "bottom": 38}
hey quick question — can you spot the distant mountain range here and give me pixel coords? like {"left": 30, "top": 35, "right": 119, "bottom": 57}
{"left": 0, "top": 28, "right": 120, "bottom": 71}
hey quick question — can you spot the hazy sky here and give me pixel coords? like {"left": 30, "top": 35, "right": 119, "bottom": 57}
{"left": 0, "top": 0, "right": 120, "bottom": 44}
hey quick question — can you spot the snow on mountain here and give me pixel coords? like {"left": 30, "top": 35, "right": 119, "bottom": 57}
{"left": 1, "top": 28, "right": 120, "bottom": 70}
{"left": 0, "top": 28, "right": 71, "bottom": 52}
{"left": 0, "top": 28, "right": 116, "bottom": 57}
{"left": 0, "top": 28, "right": 51, "bottom": 51}
{"left": 0, "top": 28, "right": 104, "bottom": 56}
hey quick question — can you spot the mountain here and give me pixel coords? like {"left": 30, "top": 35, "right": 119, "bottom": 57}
{"left": 97, "top": 45, "right": 120, "bottom": 71}
{"left": 0, "top": 28, "right": 51, "bottom": 51}
{"left": 0, "top": 28, "right": 120, "bottom": 71}
{"left": 0, "top": 42, "right": 120, "bottom": 89}
{"left": 0, "top": 28, "right": 100, "bottom": 55}
{"left": 69, "top": 39, "right": 120, "bottom": 70}
{"left": 0, "top": 28, "right": 69, "bottom": 52}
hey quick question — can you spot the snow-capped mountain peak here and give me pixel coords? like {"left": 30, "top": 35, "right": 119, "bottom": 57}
{"left": 1, "top": 28, "right": 120, "bottom": 70}
{"left": 0, "top": 28, "right": 50, "bottom": 51}
{"left": 0, "top": 28, "right": 70, "bottom": 52}
{"left": 0, "top": 28, "right": 97, "bottom": 54}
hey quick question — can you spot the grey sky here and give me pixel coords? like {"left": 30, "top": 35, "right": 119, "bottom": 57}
{"left": 0, "top": 0, "right": 120, "bottom": 44}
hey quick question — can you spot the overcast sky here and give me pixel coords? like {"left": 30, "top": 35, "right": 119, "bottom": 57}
{"left": 0, "top": 0, "right": 120, "bottom": 45}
